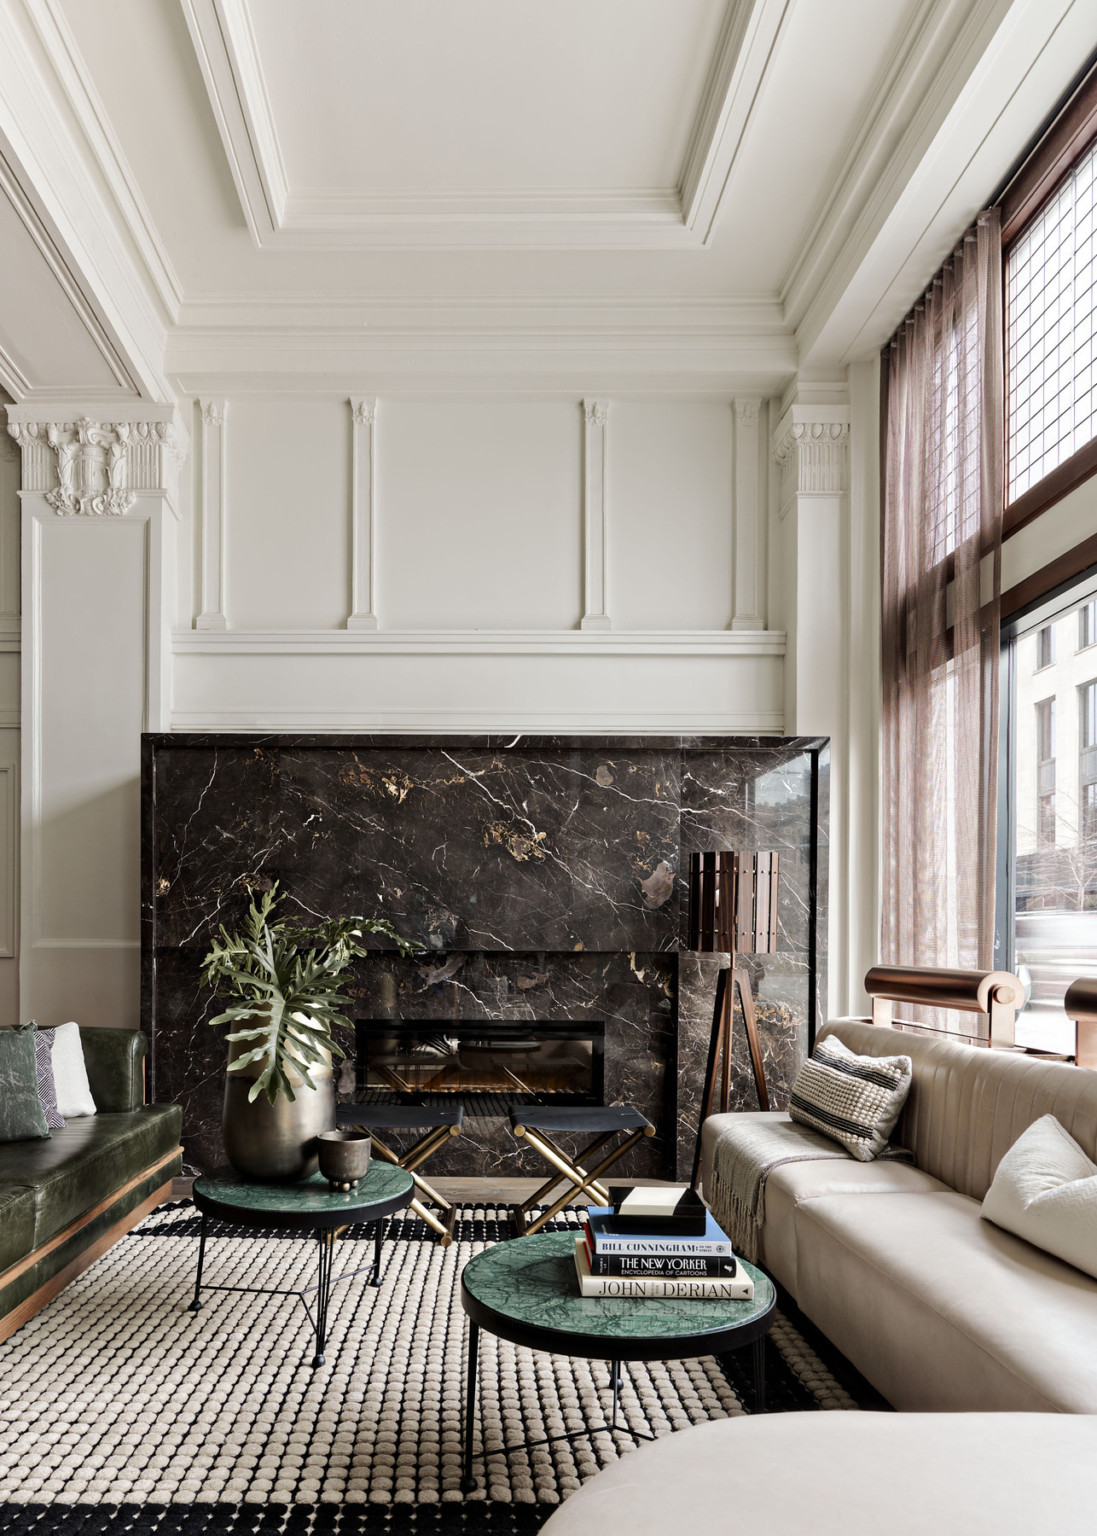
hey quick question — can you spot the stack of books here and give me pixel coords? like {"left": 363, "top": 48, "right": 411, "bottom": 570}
{"left": 573, "top": 1185, "right": 753, "bottom": 1300}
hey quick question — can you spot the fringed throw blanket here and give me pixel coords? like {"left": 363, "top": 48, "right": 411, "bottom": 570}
{"left": 708, "top": 1116, "right": 914, "bottom": 1263}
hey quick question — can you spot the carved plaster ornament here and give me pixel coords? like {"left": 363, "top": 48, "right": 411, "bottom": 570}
{"left": 44, "top": 419, "right": 134, "bottom": 516}
{"left": 584, "top": 400, "right": 608, "bottom": 428}
{"left": 351, "top": 399, "right": 377, "bottom": 428}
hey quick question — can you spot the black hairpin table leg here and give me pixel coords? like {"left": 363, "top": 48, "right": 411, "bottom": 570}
{"left": 753, "top": 1334, "right": 767, "bottom": 1413}
{"left": 189, "top": 1212, "right": 207, "bottom": 1313}
{"left": 461, "top": 1320, "right": 480, "bottom": 1493}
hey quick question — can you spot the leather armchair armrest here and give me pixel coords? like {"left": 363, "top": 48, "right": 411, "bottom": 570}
{"left": 78, "top": 1027, "right": 147, "bottom": 1112}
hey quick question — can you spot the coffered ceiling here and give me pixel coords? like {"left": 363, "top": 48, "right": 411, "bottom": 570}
{"left": 0, "top": 0, "right": 1091, "bottom": 399}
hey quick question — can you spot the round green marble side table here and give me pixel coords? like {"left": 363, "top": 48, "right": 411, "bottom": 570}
{"left": 190, "top": 1161, "right": 413, "bottom": 1367}
{"left": 459, "top": 1229, "right": 776, "bottom": 1491}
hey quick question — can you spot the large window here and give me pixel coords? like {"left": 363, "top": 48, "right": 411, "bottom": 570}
{"left": 1007, "top": 140, "right": 1097, "bottom": 503}
{"left": 1001, "top": 575, "right": 1097, "bottom": 1053}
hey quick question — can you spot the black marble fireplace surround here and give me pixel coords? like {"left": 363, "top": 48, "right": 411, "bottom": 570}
{"left": 141, "top": 734, "right": 828, "bottom": 1178}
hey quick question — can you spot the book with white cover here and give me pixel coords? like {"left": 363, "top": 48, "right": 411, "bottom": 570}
{"left": 573, "top": 1238, "right": 754, "bottom": 1301}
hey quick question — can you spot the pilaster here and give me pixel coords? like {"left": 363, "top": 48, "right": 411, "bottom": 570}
{"left": 5, "top": 400, "right": 187, "bottom": 1029}
{"left": 581, "top": 399, "right": 610, "bottom": 630}
{"left": 731, "top": 397, "right": 764, "bottom": 630}
{"left": 348, "top": 398, "right": 379, "bottom": 630}
{"left": 196, "top": 399, "right": 227, "bottom": 630}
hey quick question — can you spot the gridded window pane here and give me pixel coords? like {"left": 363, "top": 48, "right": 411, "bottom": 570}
{"left": 1008, "top": 141, "right": 1097, "bottom": 500}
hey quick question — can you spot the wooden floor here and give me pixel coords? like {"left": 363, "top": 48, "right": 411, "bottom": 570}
{"left": 170, "top": 1174, "right": 677, "bottom": 1202}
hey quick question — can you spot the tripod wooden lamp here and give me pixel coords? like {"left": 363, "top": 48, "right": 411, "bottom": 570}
{"left": 688, "top": 851, "right": 780, "bottom": 1186}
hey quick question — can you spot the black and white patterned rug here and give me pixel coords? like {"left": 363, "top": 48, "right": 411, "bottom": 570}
{"left": 0, "top": 1202, "right": 865, "bottom": 1535}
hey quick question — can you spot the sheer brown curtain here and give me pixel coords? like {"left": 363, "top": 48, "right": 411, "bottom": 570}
{"left": 881, "top": 210, "right": 1005, "bottom": 1008}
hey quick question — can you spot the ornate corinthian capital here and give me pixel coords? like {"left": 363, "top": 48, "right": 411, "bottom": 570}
{"left": 6, "top": 405, "right": 188, "bottom": 513}
{"left": 772, "top": 408, "right": 850, "bottom": 511}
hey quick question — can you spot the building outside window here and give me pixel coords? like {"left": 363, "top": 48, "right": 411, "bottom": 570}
{"left": 1037, "top": 625, "right": 1055, "bottom": 668}
{"left": 1036, "top": 696, "right": 1056, "bottom": 843}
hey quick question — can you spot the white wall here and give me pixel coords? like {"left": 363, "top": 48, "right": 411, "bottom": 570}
{"left": 172, "top": 394, "right": 785, "bottom": 735}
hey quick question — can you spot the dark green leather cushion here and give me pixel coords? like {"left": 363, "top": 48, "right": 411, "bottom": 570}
{"left": 0, "top": 1184, "right": 36, "bottom": 1271}
{"left": 0, "top": 1023, "right": 49, "bottom": 1142}
{"left": 0, "top": 1103, "right": 182, "bottom": 1246}
{"left": 79, "top": 1027, "right": 147, "bottom": 1113}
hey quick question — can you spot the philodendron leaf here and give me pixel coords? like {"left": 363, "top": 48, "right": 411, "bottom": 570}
{"left": 201, "top": 882, "right": 411, "bottom": 1103}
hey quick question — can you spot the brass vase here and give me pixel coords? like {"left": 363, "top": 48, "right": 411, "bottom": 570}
{"left": 221, "top": 1025, "right": 336, "bottom": 1182}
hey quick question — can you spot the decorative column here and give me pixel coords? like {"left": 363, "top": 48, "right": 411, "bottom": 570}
{"left": 348, "top": 398, "right": 378, "bottom": 630}
{"left": 731, "top": 397, "right": 764, "bottom": 630}
{"left": 6, "top": 402, "right": 187, "bottom": 1029}
{"left": 772, "top": 397, "right": 850, "bottom": 1021}
{"left": 196, "top": 399, "right": 226, "bottom": 630}
{"left": 772, "top": 405, "right": 850, "bottom": 733}
{"left": 581, "top": 399, "right": 611, "bottom": 630}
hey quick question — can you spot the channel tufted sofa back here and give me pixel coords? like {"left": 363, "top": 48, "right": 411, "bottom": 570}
{"left": 821, "top": 1019, "right": 1097, "bottom": 1201}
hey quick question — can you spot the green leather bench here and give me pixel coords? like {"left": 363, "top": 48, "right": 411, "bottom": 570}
{"left": 0, "top": 1027, "right": 182, "bottom": 1343}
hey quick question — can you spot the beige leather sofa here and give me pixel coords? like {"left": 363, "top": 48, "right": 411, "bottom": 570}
{"left": 539, "top": 1412, "right": 1097, "bottom": 1535}
{"left": 702, "top": 1018, "right": 1097, "bottom": 1412}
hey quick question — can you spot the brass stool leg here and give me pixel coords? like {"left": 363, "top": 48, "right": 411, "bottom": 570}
{"left": 513, "top": 1127, "right": 652, "bottom": 1235}
{"left": 345, "top": 1123, "right": 462, "bottom": 1246}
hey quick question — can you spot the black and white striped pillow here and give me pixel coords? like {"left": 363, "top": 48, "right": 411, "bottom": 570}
{"left": 33, "top": 1024, "right": 66, "bottom": 1130}
{"left": 789, "top": 1035, "right": 912, "bottom": 1161}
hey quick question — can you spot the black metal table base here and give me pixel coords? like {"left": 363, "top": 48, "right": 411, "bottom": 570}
{"left": 459, "top": 1321, "right": 768, "bottom": 1492}
{"left": 188, "top": 1214, "right": 386, "bottom": 1368}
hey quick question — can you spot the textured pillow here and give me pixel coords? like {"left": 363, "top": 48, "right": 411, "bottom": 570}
{"left": 51, "top": 1021, "right": 96, "bottom": 1118}
{"left": 0, "top": 1022, "right": 51, "bottom": 1141}
{"left": 981, "top": 1115, "right": 1097, "bottom": 1280}
{"left": 789, "top": 1034, "right": 912, "bottom": 1162}
{"left": 32, "top": 1023, "right": 65, "bottom": 1129}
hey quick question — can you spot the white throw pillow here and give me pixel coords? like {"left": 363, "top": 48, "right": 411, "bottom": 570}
{"left": 981, "top": 1114, "right": 1097, "bottom": 1280}
{"left": 50, "top": 1020, "right": 96, "bottom": 1118}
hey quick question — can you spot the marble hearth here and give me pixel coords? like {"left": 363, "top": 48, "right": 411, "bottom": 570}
{"left": 142, "top": 734, "right": 828, "bottom": 1177}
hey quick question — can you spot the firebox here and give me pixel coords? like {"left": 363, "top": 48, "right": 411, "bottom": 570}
{"left": 353, "top": 1020, "right": 605, "bottom": 1113}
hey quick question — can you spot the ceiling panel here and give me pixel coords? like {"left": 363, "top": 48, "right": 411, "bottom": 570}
{"left": 250, "top": 0, "right": 726, "bottom": 195}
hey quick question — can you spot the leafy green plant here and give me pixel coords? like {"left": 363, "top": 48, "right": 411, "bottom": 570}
{"left": 201, "top": 883, "right": 416, "bottom": 1105}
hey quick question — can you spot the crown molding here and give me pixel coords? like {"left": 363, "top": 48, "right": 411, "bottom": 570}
{"left": 787, "top": 0, "right": 1086, "bottom": 365}
{"left": 679, "top": 0, "right": 790, "bottom": 242}
{"left": 181, "top": 0, "right": 785, "bottom": 251}
{"left": 20, "top": 0, "right": 183, "bottom": 323}
{"left": 0, "top": 2, "right": 171, "bottom": 400}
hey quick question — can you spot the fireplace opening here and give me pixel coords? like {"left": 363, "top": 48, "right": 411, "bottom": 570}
{"left": 353, "top": 1020, "right": 605, "bottom": 1114}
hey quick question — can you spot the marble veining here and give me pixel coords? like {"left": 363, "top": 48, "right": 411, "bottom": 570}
{"left": 142, "top": 735, "right": 828, "bottom": 1177}
{"left": 462, "top": 1230, "right": 775, "bottom": 1339}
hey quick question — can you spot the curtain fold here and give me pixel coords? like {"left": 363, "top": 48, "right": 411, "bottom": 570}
{"left": 881, "top": 210, "right": 1005, "bottom": 1011}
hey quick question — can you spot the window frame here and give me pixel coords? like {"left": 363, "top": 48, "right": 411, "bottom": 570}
{"left": 997, "top": 564, "right": 1097, "bottom": 974}
{"left": 1002, "top": 65, "right": 1097, "bottom": 537}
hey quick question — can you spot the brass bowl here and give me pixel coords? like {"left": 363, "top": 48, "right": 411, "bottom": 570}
{"left": 317, "top": 1129, "right": 372, "bottom": 1191}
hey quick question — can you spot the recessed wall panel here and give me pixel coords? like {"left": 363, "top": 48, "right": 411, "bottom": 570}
{"left": 225, "top": 399, "right": 349, "bottom": 629}
{"left": 608, "top": 403, "right": 733, "bottom": 630}
{"left": 378, "top": 403, "right": 581, "bottom": 630}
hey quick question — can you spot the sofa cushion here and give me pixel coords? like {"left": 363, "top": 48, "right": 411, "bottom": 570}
{"left": 793, "top": 1189, "right": 1097, "bottom": 1413}
{"left": 820, "top": 1019, "right": 1097, "bottom": 1201}
{"left": 981, "top": 1114, "right": 1097, "bottom": 1280}
{"left": 537, "top": 1413, "right": 1097, "bottom": 1536}
{"left": 0, "top": 1104, "right": 182, "bottom": 1247}
{"left": 0, "top": 1184, "right": 37, "bottom": 1273}
{"left": 761, "top": 1157, "right": 950, "bottom": 1292}
{"left": 789, "top": 1035, "right": 912, "bottom": 1160}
